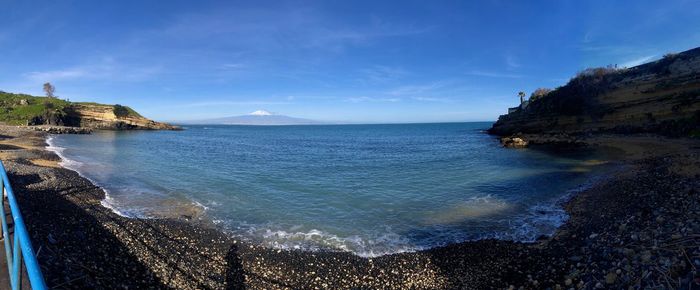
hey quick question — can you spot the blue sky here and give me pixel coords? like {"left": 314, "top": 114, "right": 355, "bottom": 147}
{"left": 1, "top": 0, "right": 699, "bottom": 123}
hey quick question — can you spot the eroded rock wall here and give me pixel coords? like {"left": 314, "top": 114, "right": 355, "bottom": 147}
{"left": 489, "top": 47, "right": 700, "bottom": 137}
{"left": 64, "top": 104, "right": 179, "bottom": 130}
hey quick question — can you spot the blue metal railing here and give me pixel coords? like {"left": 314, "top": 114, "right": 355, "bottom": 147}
{"left": 0, "top": 161, "right": 47, "bottom": 290}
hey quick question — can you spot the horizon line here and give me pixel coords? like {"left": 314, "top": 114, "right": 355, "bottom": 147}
{"left": 168, "top": 120, "right": 496, "bottom": 126}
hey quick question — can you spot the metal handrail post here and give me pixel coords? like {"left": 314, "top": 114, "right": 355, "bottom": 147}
{"left": 0, "top": 182, "right": 13, "bottom": 279}
{"left": 0, "top": 161, "right": 47, "bottom": 290}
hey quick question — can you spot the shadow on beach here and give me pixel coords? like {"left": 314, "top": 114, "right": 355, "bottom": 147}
{"left": 11, "top": 165, "right": 251, "bottom": 289}
{"left": 224, "top": 244, "right": 245, "bottom": 290}
{"left": 9, "top": 169, "right": 168, "bottom": 288}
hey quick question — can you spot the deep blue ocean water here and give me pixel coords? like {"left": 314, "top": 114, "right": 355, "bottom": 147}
{"left": 47, "top": 122, "right": 615, "bottom": 256}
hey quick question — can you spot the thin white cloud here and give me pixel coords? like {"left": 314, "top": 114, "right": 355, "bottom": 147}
{"left": 410, "top": 96, "right": 452, "bottom": 103}
{"left": 345, "top": 96, "right": 400, "bottom": 103}
{"left": 221, "top": 63, "right": 246, "bottom": 70}
{"left": 24, "top": 69, "right": 87, "bottom": 81}
{"left": 344, "top": 95, "right": 451, "bottom": 103}
{"left": 505, "top": 54, "right": 520, "bottom": 69}
{"left": 155, "top": 7, "right": 432, "bottom": 55}
{"left": 359, "top": 65, "right": 408, "bottom": 83}
{"left": 577, "top": 45, "right": 657, "bottom": 58}
{"left": 387, "top": 82, "right": 445, "bottom": 96}
{"left": 467, "top": 70, "right": 523, "bottom": 79}
{"left": 177, "top": 100, "right": 292, "bottom": 108}
{"left": 382, "top": 81, "right": 461, "bottom": 103}
{"left": 620, "top": 55, "right": 656, "bottom": 68}
{"left": 23, "top": 59, "right": 161, "bottom": 83}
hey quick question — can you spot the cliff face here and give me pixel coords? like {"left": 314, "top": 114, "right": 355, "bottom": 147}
{"left": 489, "top": 47, "right": 700, "bottom": 137}
{"left": 0, "top": 91, "right": 177, "bottom": 130}
{"left": 63, "top": 104, "right": 179, "bottom": 130}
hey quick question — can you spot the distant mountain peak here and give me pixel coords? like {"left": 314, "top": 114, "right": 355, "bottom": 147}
{"left": 183, "top": 110, "right": 321, "bottom": 125}
{"left": 249, "top": 110, "right": 273, "bottom": 116}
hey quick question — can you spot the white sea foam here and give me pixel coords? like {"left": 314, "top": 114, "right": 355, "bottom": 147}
{"left": 251, "top": 226, "right": 423, "bottom": 258}
{"left": 46, "top": 136, "right": 83, "bottom": 169}
{"left": 46, "top": 135, "right": 132, "bottom": 218}
{"left": 99, "top": 194, "right": 132, "bottom": 218}
{"left": 491, "top": 171, "right": 616, "bottom": 243}
{"left": 190, "top": 199, "right": 209, "bottom": 211}
{"left": 220, "top": 173, "right": 613, "bottom": 257}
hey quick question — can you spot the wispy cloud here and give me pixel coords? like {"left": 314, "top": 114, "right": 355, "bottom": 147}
{"left": 387, "top": 82, "right": 445, "bottom": 96}
{"left": 345, "top": 94, "right": 452, "bottom": 104}
{"left": 154, "top": 7, "right": 431, "bottom": 55}
{"left": 576, "top": 44, "right": 660, "bottom": 60}
{"left": 578, "top": 45, "right": 638, "bottom": 53}
{"left": 23, "top": 58, "right": 161, "bottom": 82}
{"left": 173, "top": 100, "right": 292, "bottom": 108}
{"left": 24, "top": 68, "right": 87, "bottom": 81}
{"left": 380, "top": 81, "right": 459, "bottom": 103}
{"left": 221, "top": 63, "right": 246, "bottom": 70}
{"left": 505, "top": 54, "right": 520, "bottom": 69}
{"left": 359, "top": 65, "right": 408, "bottom": 83}
{"left": 410, "top": 96, "right": 452, "bottom": 103}
{"left": 620, "top": 55, "right": 656, "bottom": 68}
{"left": 345, "top": 96, "right": 401, "bottom": 103}
{"left": 467, "top": 70, "right": 523, "bottom": 79}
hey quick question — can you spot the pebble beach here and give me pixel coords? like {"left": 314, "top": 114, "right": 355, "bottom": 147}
{"left": 0, "top": 125, "right": 698, "bottom": 289}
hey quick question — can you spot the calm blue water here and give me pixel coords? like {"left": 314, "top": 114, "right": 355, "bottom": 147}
{"left": 47, "top": 123, "right": 614, "bottom": 256}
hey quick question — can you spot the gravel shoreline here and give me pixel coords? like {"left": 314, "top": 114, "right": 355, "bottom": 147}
{"left": 0, "top": 125, "right": 698, "bottom": 289}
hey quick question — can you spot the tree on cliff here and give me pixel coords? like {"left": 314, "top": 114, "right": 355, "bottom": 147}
{"left": 518, "top": 91, "right": 525, "bottom": 104}
{"left": 43, "top": 82, "right": 55, "bottom": 98}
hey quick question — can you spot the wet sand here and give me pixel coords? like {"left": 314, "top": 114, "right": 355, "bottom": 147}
{"left": 0, "top": 125, "right": 698, "bottom": 289}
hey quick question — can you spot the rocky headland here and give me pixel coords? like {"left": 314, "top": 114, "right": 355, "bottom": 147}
{"left": 62, "top": 103, "right": 180, "bottom": 130}
{"left": 0, "top": 91, "right": 179, "bottom": 131}
{"left": 483, "top": 46, "right": 700, "bottom": 288}
{"left": 489, "top": 47, "right": 700, "bottom": 145}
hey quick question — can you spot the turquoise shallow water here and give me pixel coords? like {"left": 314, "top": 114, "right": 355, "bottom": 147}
{"left": 47, "top": 122, "right": 614, "bottom": 257}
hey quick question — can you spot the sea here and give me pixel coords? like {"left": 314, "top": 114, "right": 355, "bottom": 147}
{"left": 46, "top": 122, "right": 617, "bottom": 257}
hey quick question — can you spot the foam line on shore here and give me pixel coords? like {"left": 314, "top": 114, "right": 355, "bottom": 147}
{"left": 220, "top": 175, "right": 609, "bottom": 258}
{"left": 46, "top": 135, "right": 132, "bottom": 217}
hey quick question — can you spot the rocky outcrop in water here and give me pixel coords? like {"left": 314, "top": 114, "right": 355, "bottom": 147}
{"left": 30, "top": 125, "right": 92, "bottom": 134}
{"left": 500, "top": 136, "right": 528, "bottom": 148}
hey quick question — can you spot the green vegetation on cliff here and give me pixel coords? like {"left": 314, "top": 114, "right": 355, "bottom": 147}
{"left": 0, "top": 92, "right": 71, "bottom": 125}
{"left": 489, "top": 46, "right": 700, "bottom": 138}
{"left": 0, "top": 91, "right": 143, "bottom": 126}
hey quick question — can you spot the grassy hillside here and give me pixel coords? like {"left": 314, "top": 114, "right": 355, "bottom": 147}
{"left": 489, "top": 47, "right": 700, "bottom": 137}
{"left": 0, "top": 92, "right": 71, "bottom": 125}
{"left": 0, "top": 91, "right": 142, "bottom": 125}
